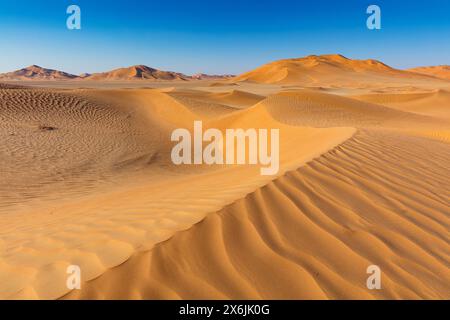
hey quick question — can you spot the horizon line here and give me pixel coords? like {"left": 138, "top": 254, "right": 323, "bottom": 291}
{"left": 1, "top": 54, "right": 449, "bottom": 77}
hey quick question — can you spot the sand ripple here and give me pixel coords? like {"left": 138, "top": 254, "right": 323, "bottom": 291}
{"left": 65, "top": 130, "right": 450, "bottom": 299}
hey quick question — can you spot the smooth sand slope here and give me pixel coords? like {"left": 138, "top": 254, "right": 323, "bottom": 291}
{"left": 408, "top": 66, "right": 450, "bottom": 80}
{"left": 253, "top": 90, "right": 449, "bottom": 129}
{"left": 167, "top": 89, "right": 265, "bottom": 118}
{"left": 1, "top": 55, "right": 450, "bottom": 300}
{"left": 0, "top": 65, "right": 78, "bottom": 80}
{"left": 352, "top": 90, "right": 450, "bottom": 120}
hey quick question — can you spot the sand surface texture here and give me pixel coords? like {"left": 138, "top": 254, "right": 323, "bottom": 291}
{"left": 1, "top": 55, "right": 449, "bottom": 299}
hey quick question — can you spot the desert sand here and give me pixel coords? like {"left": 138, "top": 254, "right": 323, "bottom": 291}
{"left": 408, "top": 66, "right": 450, "bottom": 80}
{"left": 0, "top": 55, "right": 449, "bottom": 299}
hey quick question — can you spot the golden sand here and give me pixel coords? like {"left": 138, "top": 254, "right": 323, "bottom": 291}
{"left": 1, "top": 55, "right": 449, "bottom": 299}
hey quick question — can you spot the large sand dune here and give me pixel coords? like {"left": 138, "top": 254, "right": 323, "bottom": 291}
{"left": 408, "top": 66, "right": 450, "bottom": 80}
{"left": 0, "top": 86, "right": 354, "bottom": 299}
{"left": 65, "top": 130, "right": 450, "bottom": 299}
{"left": 254, "top": 90, "right": 450, "bottom": 129}
{"left": 232, "top": 55, "right": 446, "bottom": 87}
{"left": 1, "top": 55, "right": 449, "bottom": 300}
{"left": 352, "top": 90, "right": 450, "bottom": 120}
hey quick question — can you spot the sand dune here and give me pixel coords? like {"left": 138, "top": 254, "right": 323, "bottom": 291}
{"left": 1, "top": 55, "right": 450, "bottom": 300}
{"left": 0, "top": 86, "right": 354, "bottom": 299}
{"left": 64, "top": 129, "right": 450, "bottom": 300}
{"left": 352, "top": 90, "right": 450, "bottom": 120}
{"left": 408, "top": 66, "right": 450, "bottom": 80}
{"left": 253, "top": 89, "right": 449, "bottom": 129}
{"left": 232, "top": 54, "right": 443, "bottom": 87}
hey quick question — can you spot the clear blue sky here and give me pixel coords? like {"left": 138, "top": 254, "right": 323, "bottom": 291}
{"left": 0, "top": 0, "right": 449, "bottom": 75}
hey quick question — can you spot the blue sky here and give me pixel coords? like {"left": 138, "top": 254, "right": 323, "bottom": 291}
{"left": 0, "top": 0, "right": 449, "bottom": 75}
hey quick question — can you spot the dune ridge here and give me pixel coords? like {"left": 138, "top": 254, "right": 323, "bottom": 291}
{"left": 232, "top": 54, "right": 444, "bottom": 86}
{"left": 2, "top": 55, "right": 449, "bottom": 87}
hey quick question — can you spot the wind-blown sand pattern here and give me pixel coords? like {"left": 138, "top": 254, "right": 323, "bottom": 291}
{"left": 1, "top": 55, "right": 449, "bottom": 300}
{"left": 64, "top": 130, "right": 450, "bottom": 300}
{"left": 0, "top": 86, "right": 353, "bottom": 299}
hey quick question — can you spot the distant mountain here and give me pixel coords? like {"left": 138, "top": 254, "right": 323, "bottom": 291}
{"left": 232, "top": 54, "right": 439, "bottom": 85}
{"left": 84, "top": 65, "right": 188, "bottom": 81}
{"left": 0, "top": 65, "right": 190, "bottom": 81}
{"left": 190, "top": 73, "right": 235, "bottom": 80}
{"left": 3, "top": 58, "right": 446, "bottom": 84}
{"left": 408, "top": 65, "right": 450, "bottom": 80}
{"left": 0, "top": 65, "right": 78, "bottom": 80}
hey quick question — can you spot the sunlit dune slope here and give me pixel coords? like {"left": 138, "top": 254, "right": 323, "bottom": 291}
{"left": 65, "top": 130, "right": 450, "bottom": 299}
{"left": 0, "top": 88, "right": 198, "bottom": 210}
{"left": 233, "top": 54, "right": 441, "bottom": 86}
{"left": 0, "top": 87, "right": 354, "bottom": 299}
{"left": 352, "top": 90, "right": 450, "bottom": 120}
{"left": 2, "top": 58, "right": 450, "bottom": 300}
{"left": 408, "top": 66, "right": 450, "bottom": 80}
{"left": 253, "top": 89, "right": 449, "bottom": 129}
{"left": 167, "top": 89, "right": 265, "bottom": 118}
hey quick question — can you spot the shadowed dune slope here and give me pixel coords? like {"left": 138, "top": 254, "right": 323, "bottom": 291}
{"left": 0, "top": 88, "right": 196, "bottom": 210}
{"left": 64, "top": 129, "right": 450, "bottom": 299}
{"left": 2, "top": 73, "right": 449, "bottom": 300}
